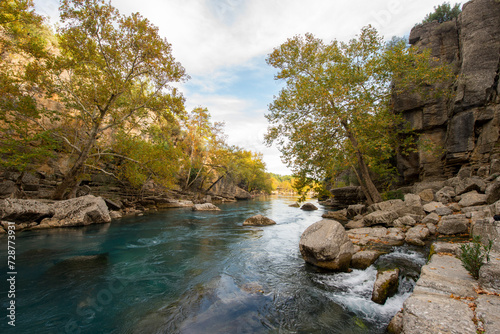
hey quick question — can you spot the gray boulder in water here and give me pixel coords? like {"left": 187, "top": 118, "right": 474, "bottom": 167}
{"left": 299, "top": 219, "right": 354, "bottom": 271}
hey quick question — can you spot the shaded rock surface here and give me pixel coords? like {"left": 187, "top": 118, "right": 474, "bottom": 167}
{"left": 350, "top": 250, "right": 382, "bottom": 269}
{"left": 372, "top": 268, "right": 400, "bottom": 305}
{"left": 395, "top": 0, "right": 500, "bottom": 182}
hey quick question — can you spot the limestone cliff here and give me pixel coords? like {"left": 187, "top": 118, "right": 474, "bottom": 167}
{"left": 396, "top": 0, "right": 500, "bottom": 183}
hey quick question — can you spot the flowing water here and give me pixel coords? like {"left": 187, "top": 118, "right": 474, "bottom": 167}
{"left": 0, "top": 197, "right": 428, "bottom": 333}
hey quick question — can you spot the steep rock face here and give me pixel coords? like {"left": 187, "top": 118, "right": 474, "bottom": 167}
{"left": 396, "top": 0, "right": 500, "bottom": 183}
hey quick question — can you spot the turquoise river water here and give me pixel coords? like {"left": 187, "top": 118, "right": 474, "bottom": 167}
{"left": 0, "top": 196, "right": 427, "bottom": 333}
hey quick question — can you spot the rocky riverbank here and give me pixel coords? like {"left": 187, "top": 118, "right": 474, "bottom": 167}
{"left": 301, "top": 168, "right": 500, "bottom": 332}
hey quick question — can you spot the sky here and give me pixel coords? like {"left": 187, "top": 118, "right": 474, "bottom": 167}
{"left": 33, "top": 0, "right": 453, "bottom": 175}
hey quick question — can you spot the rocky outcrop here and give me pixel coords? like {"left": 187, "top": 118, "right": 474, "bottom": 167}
{"left": 394, "top": 248, "right": 500, "bottom": 334}
{"left": 0, "top": 195, "right": 111, "bottom": 231}
{"left": 325, "top": 186, "right": 366, "bottom": 209}
{"left": 243, "top": 214, "right": 276, "bottom": 226}
{"left": 396, "top": 0, "right": 500, "bottom": 182}
{"left": 299, "top": 219, "right": 355, "bottom": 271}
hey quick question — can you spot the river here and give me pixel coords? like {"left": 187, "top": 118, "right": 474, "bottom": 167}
{"left": 0, "top": 196, "right": 427, "bottom": 333}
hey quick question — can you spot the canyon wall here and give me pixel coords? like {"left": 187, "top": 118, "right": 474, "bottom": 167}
{"left": 395, "top": 0, "right": 500, "bottom": 183}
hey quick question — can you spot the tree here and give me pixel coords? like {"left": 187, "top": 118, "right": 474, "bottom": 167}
{"left": 422, "top": 2, "right": 461, "bottom": 24}
{"left": 265, "top": 26, "right": 452, "bottom": 204}
{"left": 0, "top": 0, "right": 59, "bottom": 192}
{"left": 38, "top": 0, "right": 187, "bottom": 199}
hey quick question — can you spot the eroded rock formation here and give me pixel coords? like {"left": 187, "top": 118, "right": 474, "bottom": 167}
{"left": 396, "top": 0, "right": 500, "bottom": 183}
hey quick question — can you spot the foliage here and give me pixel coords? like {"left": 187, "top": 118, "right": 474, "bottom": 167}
{"left": 265, "top": 26, "right": 452, "bottom": 205}
{"left": 36, "top": 0, "right": 188, "bottom": 199}
{"left": 381, "top": 189, "right": 404, "bottom": 201}
{"left": 0, "top": 0, "right": 60, "bottom": 176}
{"left": 422, "top": 2, "right": 461, "bottom": 24}
{"left": 459, "top": 235, "right": 493, "bottom": 279}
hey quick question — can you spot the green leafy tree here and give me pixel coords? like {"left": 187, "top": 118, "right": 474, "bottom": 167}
{"left": 0, "top": 0, "right": 59, "bottom": 190}
{"left": 37, "top": 0, "right": 187, "bottom": 199}
{"left": 422, "top": 2, "right": 461, "bottom": 24}
{"left": 265, "top": 26, "right": 452, "bottom": 204}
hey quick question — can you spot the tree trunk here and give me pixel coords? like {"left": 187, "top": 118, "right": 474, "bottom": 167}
{"left": 52, "top": 125, "right": 100, "bottom": 200}
{"left": 205, "top": 174, "right": 225, "bottom": 193}
{"left": 341, "top": 121, "right": 383, "bottom": 204}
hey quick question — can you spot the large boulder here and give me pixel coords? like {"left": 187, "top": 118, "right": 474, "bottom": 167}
{"left": 372, "top": 268, "right": 400, "bottom": 305}
{"left": 243, "top": 214, "right": 276, "bottom": 226}
{"left": 0, "top": 198, "right": 54, "bottom": 223}
{"left": 299, "top": 219, "right": 354, "bottom": 271}
{"left": 36, "top": 195, "right": 111, "bottom": 228}
{"left": 437, "top": 214, "right": 469, "bottom": 235}
{"left": 458, "top": 190, "right": 488, "bottom": 207}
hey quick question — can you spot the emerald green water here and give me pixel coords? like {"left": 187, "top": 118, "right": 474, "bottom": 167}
{"left": 0, "top": 197, "right": 425, "bottom": 333}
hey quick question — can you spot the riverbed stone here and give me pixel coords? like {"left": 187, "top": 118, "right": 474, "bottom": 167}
{"left": 418, "top": 189, "right": 434, "bottom": 202}
{"left": 422, "top": 201, "right": 444, "bottom": 213}
{"left": 299, "top": 219, "right": 354, "bottom": 271}
{"left": 362, "top": 210, "right": 399, "bottom": 227}
{"left": 392, "top": 215, "right": 416, "bottom": 227}
{"left": 192, "top": 203, "right": 221, "bottom": 211}
{"left": 348, "top": 227, "right": 405, "bottom": 247}
{"left": 459, "top": 191, "right": 487, "bottom": 207}
{"left": 350, "top": 250, "right": 382, "bottom": 269}
{"left": 322, "top": 210, "right": 348, "bottom": 222}
{"left": 486, "top": 180, "right": 500, "bottom": 204}
{"left": 437, "top": 214, "right": 469, "bottom": 235}
{"left": 405, "top": 225, "right": 430, "bottom": 246}
{"left": 38, "top": 195, "right": 111, "bottom": 227}
{"left": 243, "top": 214, "right": 276, "bottom": 226}
{"left": 300, "top": 202, "right": 318, "bottom": 211}
{"left": 404, "top": 193, "right": 422, "bottom": 207}
{"left": 372, "top": 268, "right": 399, "bottom": 305}
{"left": 421, "top": 212, "right": 439, "bottom": 225}
{"left": 435, "top": 186, "right": 456, "bottom": 204}
{"left": 346, "top": 204, "right": 366, "bottom": 218}
{"left": 434, "top": 206, "right": 453, "bottom": 216}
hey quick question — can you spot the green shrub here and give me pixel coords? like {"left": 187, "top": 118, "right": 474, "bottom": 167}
{"left": 422, "top": 2, "right": 462, "bottom": 24}
{"left": 459, "top": 236, "right": 493, "bottom": 279}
